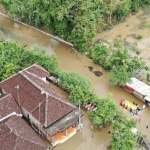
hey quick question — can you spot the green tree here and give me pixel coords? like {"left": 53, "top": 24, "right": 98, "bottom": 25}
{"left": 110, "top": 119, "right": 137, "bottom": 150}
{"left": 58, "top": 71, "right": 91, "bottom": 92}
{"left": 89, "top": 93, "right": 120, "bottom": 128}
{"left": 0, "top": 39, "right": 60, "bottom": 81}
{"left": 89, "top": 43, "right": 108, "bottom": 64}
{"left": 69, "top": 86, "right": 99, "bottom": 106}
{"left": 109, "top": 66, "right": 132, "bottom": 86}
{"left": 107, "top": 0, "right": 121, "bottom": 24}
{"left": 1, "top": 63, "right": 16, "bottom": 80}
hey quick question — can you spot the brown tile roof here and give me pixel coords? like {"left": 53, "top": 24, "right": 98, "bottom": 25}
{"left": 24, "top": 64, "right": 50, "bottom": 78}
{"left": 32, "top": 95, "right": 75, "bottom": 127}
{"left": 0, "top": 93, "right": 47, "bottom": 150}
{"left": 0, "top": 64, "right": 77, "bottom": 127}
{"left": 0, "top": 124, "right": 16, "bottom": 150}
{"left": 0, "top": 116, "right": 47, "bottom": 150}
{"left": 0, "top": 94, "right": 21, "bottom": 119}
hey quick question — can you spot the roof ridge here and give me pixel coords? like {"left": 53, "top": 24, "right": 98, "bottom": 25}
{"left": 0, "top": 64, "right": 36, "bottom": 84}
{"left": 48, "top": 94, "right": 77, "bottom": 109}
{"left": 0, "top": 93, "right": 11, "bottom": 101}
{"left": 5, "top": 121, "right": 45, "bottom": 148}
{"left": 31, "top": 98, "right": 46, "bottom": 113}
{"left": 20, "top": 71, "right": 43, "bottom": 94}
{"left": 17, "top": 135, "right": 46, "bottom": 148}
{"left": 44, "top": 96, "right": 48, "bottom": 127}
{"left": 33, "top": 64, "right": 49, "bottom": 74}
{"left": 21, "top": 63, "right": 37, "bottom": 71}
{"left": 20, "top": 71, "right": 76, "bottom": 109}
{"left": 24, "top": 70, "right": 45, "bottom": 81}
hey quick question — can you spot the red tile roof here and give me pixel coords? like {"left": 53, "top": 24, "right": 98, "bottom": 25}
{"left": 0, "top": 93, "right": 47, "bottom": 150}
{"left": 0, "top": 64, "right": 77, "bottom": 127}
{"left": 0, "top": 94, "right": 21, "bottom": 119}
{"left": 0, "top": 116, "right": 47, "bottom": 150}
{"left": 25, "top": 64, "right": 50, "bottom": 78}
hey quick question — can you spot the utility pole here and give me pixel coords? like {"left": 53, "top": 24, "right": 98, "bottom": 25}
{"left": 78, "top": 100, "right": 83, "bottom": 132}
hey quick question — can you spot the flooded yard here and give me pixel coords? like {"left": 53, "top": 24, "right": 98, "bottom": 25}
{"left": 0, "top": 7, "right": 150, "bottom": 150}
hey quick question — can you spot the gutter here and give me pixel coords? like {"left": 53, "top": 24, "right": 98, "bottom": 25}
{"left": 0, "top": 112, "right": 23, "bottom": 122}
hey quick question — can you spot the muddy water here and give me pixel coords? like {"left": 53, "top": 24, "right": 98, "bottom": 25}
{"left": 0, "top": 8, "right": 150, "bottom": 150}
{"left": 95, "top": 9, "right": 150, "bottom": 66}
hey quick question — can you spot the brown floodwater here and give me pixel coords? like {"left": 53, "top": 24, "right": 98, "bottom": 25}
{"left": 0, "top": 8, "right": 150, "bottom": 150}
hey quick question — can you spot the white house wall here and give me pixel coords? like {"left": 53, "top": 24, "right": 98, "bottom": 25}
{"left": 21, "top": 107, "right": 51, "bottom": 139}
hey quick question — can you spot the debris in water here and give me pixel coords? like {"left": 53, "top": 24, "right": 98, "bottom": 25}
{"left": 93, "top": 71, "right": 103, "bottom": 77}
{"left": 88, "top": 66, "right": 93, "bottom": 71}
{"left": 87, "top": 66, "right": 103, "bottom": 77}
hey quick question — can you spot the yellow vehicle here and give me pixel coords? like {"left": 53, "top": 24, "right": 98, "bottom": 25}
{"left": 120, "top": 99, "right": 138, "bottom": 111}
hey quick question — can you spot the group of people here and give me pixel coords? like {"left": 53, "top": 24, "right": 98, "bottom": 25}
{"left": 130, "top": 107, "right": 139, "bottom": 116}
{"left": 130, "top": 102, "right": 145, "bottom": 116}
{"left": 120, "top": 100, "right": 145, "bottom": 116}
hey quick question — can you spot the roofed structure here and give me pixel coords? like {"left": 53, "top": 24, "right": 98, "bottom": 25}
{"left": 0, "top": 64, "right": 77, "bottom": 128}
{"left": 125, "top": 77, "right": 150, "bottom": 102}
{"left": 0, "top": 64, "right": 80, "bottom": 146}
{"left": 0, "top": 94, "right": 47, "bottom": 150}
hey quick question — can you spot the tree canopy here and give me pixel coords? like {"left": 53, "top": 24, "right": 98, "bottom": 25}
{"left": 0, "top": 0, "right": 150, "bottom": 47}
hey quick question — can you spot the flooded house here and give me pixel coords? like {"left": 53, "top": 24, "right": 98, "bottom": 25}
{"left": 0, "top": 93, "right": 47, "bottom": 150}
{"left": 0, "top": 64, "right": 80, "bottom": 146}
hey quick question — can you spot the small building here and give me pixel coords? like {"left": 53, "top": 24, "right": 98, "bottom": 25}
{"left": 0, "top": 64, "right": 80, "bottom": 146}
{"left": 124, "top": 77, "right": 150, "bottom": 104}
{"left": 0, "top": 93, "right": 47, "bottom": 150}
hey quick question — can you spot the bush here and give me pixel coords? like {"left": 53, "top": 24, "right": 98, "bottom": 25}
{"left": 136, "top": 34, "right": 143, "bottom": 39}
{"left": 89, "top": 44, "right": 108, "bottom": 64}
{"left": 58, "top": 71, "right": 91, "bottom": 92}
{"left": 69, "top": 86, "right": 98, "bottom": 106}
{"left": 145, "top": 22, "right": 150, "bottom": 28}
{"left": 136, "top": 49, "right": 141, "bottom": 55}
{"left": 114, "top": 37, "right": 123, "bottom": 48}
{"left": 89, "top": 93, "right": 120, "bottom": 128}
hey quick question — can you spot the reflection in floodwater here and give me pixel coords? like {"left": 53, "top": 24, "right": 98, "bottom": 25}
{"left": 0, "top": 9, "right": 150, "bottom": 150}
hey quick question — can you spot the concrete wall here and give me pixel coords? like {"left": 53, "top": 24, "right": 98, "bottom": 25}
{"left": 21, "top": 107, "right": 50, "bottom": 138}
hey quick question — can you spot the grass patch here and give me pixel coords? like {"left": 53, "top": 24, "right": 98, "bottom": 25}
{"left": 136, "top": 49, "right": 141, "bottom": 55}
{"left": 145, "top": 22, "right": 150, "bottom": 28}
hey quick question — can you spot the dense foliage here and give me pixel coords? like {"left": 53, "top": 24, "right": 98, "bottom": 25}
{"left": 87, "top": 39, "right": 146, "bottom": 86}
{"left": 0, "top": 39, "right": 60, "bottom": 80}
{"left": 0, "top": 0, "right": 150, "bottom": 48}
{"left": 0, "top": 0, "right": 104, "bottom": 47}
{"left": 0, "top": 39, "right": 89, "bottom": 87}
{"left": 110, "top": 115, "right": 137, "bottom": 150}
{"left": 89, "top": 93, "right": 120, "bottom": 128}
{"left": 0, "top": 0, "right": 148, "bottom": 86}
{"left": 58, "top": 71, "right": 91, "bottom": 92}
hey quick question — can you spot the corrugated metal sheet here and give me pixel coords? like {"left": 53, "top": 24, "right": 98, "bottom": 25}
{"left": 126, "top": 78, "right": 150, "bottom": 102}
